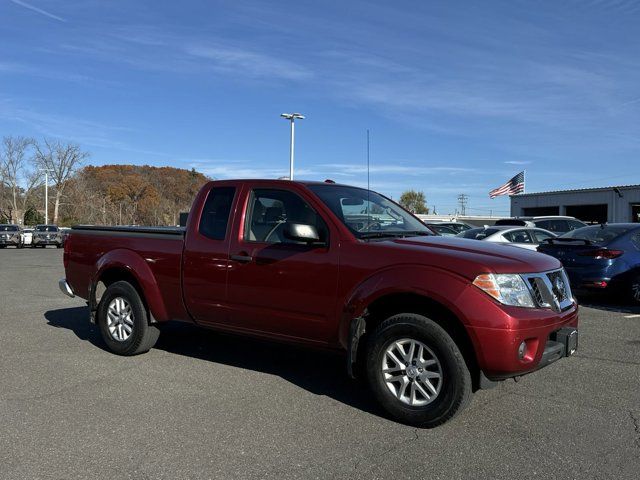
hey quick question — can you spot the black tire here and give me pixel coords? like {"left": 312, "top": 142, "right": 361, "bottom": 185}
{"left": 366, "top": 313, "right": 472, "bottom": 428}
{"left": 630, "top": 274, "right": 640, "bottom": 305}
{"left": 56, "top": 244, "right": 62, "bottom": 249}
{"left": 97, "top": 281, "right": 160, "bottom": 355}
{"left": 17, "top": 243, "right": 23, "bottom": 249}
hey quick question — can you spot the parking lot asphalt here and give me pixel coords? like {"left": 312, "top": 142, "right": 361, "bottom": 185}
{"left": 1, "top": 248, "right": 639, "bottom": 479}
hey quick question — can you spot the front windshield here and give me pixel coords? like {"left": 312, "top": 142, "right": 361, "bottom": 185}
{"left": 308, "top": 184, "right": 432, "bottom": 239}
{"left": 560, "top": 225, "right": 632, "bottom": 245}
{"left": 36, "top": 226, "right": 59, "bottom": 232}
{"left": 0, "top": 225, "right": 18, "bottom": 232}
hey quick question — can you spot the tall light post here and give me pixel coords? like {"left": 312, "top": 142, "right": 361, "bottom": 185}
{"left": 40, "top": 168, "right": 53, "bottom": 225}
{"left": 280, "top": 113, "right": 305, "bottom": 180}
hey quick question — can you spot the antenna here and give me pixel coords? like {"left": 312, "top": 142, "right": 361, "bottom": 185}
{"left": 367, "top": 129, "right": 371, "bottom": 227}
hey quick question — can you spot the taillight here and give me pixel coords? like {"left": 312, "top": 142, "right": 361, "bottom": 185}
{"left": 578, "top": 249, "right": 623, "bottom": 259}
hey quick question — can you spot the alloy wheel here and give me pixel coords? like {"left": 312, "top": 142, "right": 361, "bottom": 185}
{"left": 382, "top": 338, "right": 443, "bottom": 406}
{"left": 106, "top": 297, "right": 134, "bottom": 342}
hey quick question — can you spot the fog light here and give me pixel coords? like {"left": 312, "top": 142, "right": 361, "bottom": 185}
{"left": 518, "top": 341, "right": 527, "bottom": 359}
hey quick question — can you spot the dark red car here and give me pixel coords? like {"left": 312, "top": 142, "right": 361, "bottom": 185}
{"left": 60, "top": 180, "right": 578, "bottom": 427}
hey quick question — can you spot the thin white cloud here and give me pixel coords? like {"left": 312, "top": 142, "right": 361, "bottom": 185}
{"left": 10, "top": 0, "right": 66, "bottom": 22}
{"left": 504, "top": 160, "right": 531, "bottom": 165}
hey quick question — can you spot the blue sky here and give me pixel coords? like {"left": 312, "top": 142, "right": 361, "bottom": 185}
{"left": 1, "top": 0, "right": 640, "bottom": 215}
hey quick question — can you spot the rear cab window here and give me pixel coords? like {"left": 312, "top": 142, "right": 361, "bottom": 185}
{"left": 199, "top": 187, "right": 236, "bottom": 240}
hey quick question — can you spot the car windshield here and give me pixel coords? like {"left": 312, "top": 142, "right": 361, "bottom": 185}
{"left": 0, "top": 225, "right": 18, "bottom": 231}
{"left": 36, "top": 226, "right": 59, "bottom": 232}
{"left": 458, "top": 228, "right": 499, "bottom": 240}
{"left": 560, "top": 225, "right": 633, "bottom": 245}
{"left": 443, "top": 223, "right": 471, "bottom": 233}
{"left": 429, "top": 225, "right": 458, "bottom": 236}
{"left": 308, "top": 184, "right": 432, "bottom": 239}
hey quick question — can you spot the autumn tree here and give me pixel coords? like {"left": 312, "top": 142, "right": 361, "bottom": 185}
{"left": 33, "top": 139, "right": 88, "bottom": 224}
{"left": 399, "top": 190, "right": 429, "bottom": 214}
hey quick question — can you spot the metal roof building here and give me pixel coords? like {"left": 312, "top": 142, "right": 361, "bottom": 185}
{"left": 510, "top": 185, "right": 640, "bottom": 224}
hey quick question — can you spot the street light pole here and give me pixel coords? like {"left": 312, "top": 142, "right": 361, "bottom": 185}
{"left": 40, "top": 169, "right": 53, "bottom": 225}
{"left": 280, "top": 113, "right": 305, "bottom": 180}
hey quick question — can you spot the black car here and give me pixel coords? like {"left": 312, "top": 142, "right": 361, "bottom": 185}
{"left": 32, "top": 225, "right": 63, "bottom": 248}
{"left": 0, "top": 224, "right": 23, "bottom": 248}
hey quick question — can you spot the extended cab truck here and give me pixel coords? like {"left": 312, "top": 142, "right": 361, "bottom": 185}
{"left": 60, "top": 180, "right": 579, "bottom": 427}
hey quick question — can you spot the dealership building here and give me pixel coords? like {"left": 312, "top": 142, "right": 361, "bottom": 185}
{"left": 510, "top": 184, "right": 640, "bottom": 224}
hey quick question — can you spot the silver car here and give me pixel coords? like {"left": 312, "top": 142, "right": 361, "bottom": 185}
{"left": 457, "top": 225, "right": 556, "bottom": 251}
{"left": 0, "top": 224, "right": 23, "bottom": 248}
{"left": 32, "top": 225, "right": 63, "bottom": 248}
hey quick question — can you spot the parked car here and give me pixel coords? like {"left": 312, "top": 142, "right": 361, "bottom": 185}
{"left": 0, "top": 224, "right": 23, "bottom": 248}
{"left": 537, "top": 223, "right": 640, "bottom": 303}
{"left": 457, "top": 226, "right": 556, "bottom": 250}
{"left": 60, "top": 180, "right": 578, "bottom": 427}
{"left": 32, "top": 225, "right": 63, "bottom": 248}
{"left": 495, "top": 216, "right": 586, "bottom": 234}
{"left": 425, "top": 220, "right": 473, "bottom": 234}
{"left": 22, "top": 228, "right": 34, "bottom": 247}
{"left": 425, "top": 223, "right": 459, "bottom": 236}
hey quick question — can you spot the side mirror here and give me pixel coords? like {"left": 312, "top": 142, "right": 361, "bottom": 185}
{"left": 283, "top": 223, "right": 322, "bottom": 244}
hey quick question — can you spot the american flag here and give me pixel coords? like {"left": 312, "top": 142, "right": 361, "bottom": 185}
{"left": 489, "top": 171, "right": 525, "bottom": 198}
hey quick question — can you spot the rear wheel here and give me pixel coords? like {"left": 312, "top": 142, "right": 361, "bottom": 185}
{"left": 97, "top": 281, "right": 160, "bottom": 355}
{"left": 366, "top": 313, "right": 472, "bottom": 428}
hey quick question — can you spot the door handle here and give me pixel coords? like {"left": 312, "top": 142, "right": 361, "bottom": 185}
{"left": 230, "top": 253, "right": 253, "bottom": 263}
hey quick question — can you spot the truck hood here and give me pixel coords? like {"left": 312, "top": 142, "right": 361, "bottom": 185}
{"left": 383, "top": 235, "right": 561, "bottom": 279}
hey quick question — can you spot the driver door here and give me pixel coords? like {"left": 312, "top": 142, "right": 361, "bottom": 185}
{"left": 225, "top": 186, "right": 340, "bottom": 343}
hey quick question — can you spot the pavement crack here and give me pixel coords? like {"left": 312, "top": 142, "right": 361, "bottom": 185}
{"left": 630, "top": 411, "right": 640, "bottom": 449}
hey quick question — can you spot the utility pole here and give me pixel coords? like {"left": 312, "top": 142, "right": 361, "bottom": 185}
{"left": 280, "top": 113, "right": 305, "bottom": 180}
{"left": 457, "top": 194, "right": 468, "bottom": 216}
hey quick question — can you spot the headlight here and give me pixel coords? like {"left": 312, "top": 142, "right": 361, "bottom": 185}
{"left": 473, "top": 273, "right": 535, "bottom": 308}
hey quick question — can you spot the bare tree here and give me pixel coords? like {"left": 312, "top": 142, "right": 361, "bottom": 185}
{"left": 33, "top": 139, "right": 89, "bottom": 223}
{"left": 1, "top": 136, "right": 34, "bottom": 223}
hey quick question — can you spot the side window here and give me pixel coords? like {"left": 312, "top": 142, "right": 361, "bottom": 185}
{"left": 535, "top": 220, "right": 551, "bottom": 231}
{"left": 568, "top": 220, "right": 585, "bottom": 231}
{"left": 198, "top": 187, "right": 236, "bottom": 240}
{"left": 244, "top": 189, "right": 328, "bottom": 244}
{"left": 504, "top": 230, "right": 533, "bottom": 243}
{"left": 533, "top": 230, "right": 555, "bottom": 243}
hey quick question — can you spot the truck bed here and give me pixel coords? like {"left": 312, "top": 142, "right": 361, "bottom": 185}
{"left": 65, "top": 225, "right": 188, "bottom": 322}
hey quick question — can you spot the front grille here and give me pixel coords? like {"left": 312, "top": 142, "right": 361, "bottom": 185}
{"left": 522, "top": 269, "right": 573, "bottom": 312}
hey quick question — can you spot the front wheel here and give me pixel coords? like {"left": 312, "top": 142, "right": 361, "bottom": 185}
{"left": 97, "top": 281, "right": 160, "bottom": 355}
{"left": 366, "top": 313, "right": 472, "bottom": 428}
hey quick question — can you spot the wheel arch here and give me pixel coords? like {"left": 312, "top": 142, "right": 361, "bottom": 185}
{"left": 91, "top": 249, "right": 168, "bottom": 323}
{"left": 347, "top": 290, "right": 481, "bottom": 390}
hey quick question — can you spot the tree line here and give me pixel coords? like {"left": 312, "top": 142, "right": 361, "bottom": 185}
{"left": 1, "top": 136, "right": 208, "bottom": 226}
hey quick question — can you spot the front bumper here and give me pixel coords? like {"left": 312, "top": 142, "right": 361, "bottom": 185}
{"left": 465, "top": 299, "right": 579, "bottom": 380}
{"left": 0, "top": 238, "right": 21, "bottom": 245}
{"left": 33, "top": 238, "right": 62, "bottom": 245}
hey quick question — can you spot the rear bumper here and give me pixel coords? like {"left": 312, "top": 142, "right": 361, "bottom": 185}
{"left": 59, "top": 278, "right": 75, "bottom": 298}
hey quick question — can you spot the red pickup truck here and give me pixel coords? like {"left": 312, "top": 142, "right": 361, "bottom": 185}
{"left": 60, "top": 179, "right": 578, "bottom": 427}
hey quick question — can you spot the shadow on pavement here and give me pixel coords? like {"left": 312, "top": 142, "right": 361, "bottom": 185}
{"left": 44, "top": 306, "right": 383, "bottom": 418}
{"left": 576, "top": 295, "right": 640, "bottom": 315}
